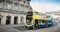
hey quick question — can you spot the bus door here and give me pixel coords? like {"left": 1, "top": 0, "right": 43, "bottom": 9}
{"left": 35, "top": 19, "right": 38, "bottom": 28}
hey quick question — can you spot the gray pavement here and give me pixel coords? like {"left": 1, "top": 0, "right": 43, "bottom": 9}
{"left": 0, "top": 22, "right": 60, "bottom": 32}
{"left": 34, "top": 22, "right": 60, "bottom": 32}
{"left": 35, "top": 26, "right": 60, "bottom": 32}
{"left": 0, "top": 26, "right": 19, "bottom": 32}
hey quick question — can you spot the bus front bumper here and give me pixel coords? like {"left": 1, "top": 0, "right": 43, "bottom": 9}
{"left": 25, "top": 26, "right": 33, "bottom": 29}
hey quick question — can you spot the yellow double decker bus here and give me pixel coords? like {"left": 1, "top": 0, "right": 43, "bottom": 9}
{"left": 25, "top": 11, "right": 53, "bottom": 29}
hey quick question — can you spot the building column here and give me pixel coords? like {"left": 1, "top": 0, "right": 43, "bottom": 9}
{"left": 24, "top": 15, "right": 26, "bottom": 24}
{"left": 11, "top": 0, "right": 14, "bottom": 11}
{"left": 1, "top": 16, "right": 6, "bottom": 25}
{"left": 10, "top": 16, "right": 14, "bottom": 25}
{"left": 17, "top": 16, "right": 21, "bottom": 24}
{"left": 2, "top": 0, "right": 7, "bottom": 10}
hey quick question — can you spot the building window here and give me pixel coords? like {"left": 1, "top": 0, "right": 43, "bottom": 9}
{"left": 25, "top": 6, "right": 28, "bottom": 8}
{"left": 21, "top": 16, "right": 24, "bottom": 22}
{"left": 24, "top": 1, "right": 26, "bottom": 3}
{"left": 0, "top": 0, "right": 5, "bottom": 2}
{"left": 14, "top": 3, "right": 19, "bottom": 11}
{"left": 28, "top": 2, "right": 30, "bottom": 4}
{"left": 0, "top": 3, "right": 2, "bottom": 9}
{"left": 18, "top": 0, "right": 21, "bottom": 1}
{"left": 19, "top": 6, "right": 21, "bottom": 11}
{"left": 20, "top": 6, "right": 24, "bottom": 12}
{"left": 14, "top": 3, "right": 19, "bottom": 5}
{"left": 6, "top": 0, "right": 12, "bottom": 4}
{"left": 14, "top": 5, "right": 18, "bottom": 11}
{"left": 25, "top": 7, "right": 28, "bottom": 12}
{"left": 26, "top": 0, "right": 31, "bottom": 1}
{"left": 7, "top": 4, "right": 11, "bottom": 10}
{"left": 20, "top": 4, "right": 24, "bottom": 6}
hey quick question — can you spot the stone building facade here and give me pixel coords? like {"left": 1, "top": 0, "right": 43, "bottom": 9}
{"left": 0, "top": 0, "right": 32, "bottom": 25}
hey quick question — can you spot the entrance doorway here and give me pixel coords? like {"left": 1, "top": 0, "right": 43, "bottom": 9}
{"left": 0, "top": 18, "right": 1, "bottom": 25}
{"left": 6, "top": 16, "right": 11, "bottom": 25}
{"left": 14, "top": 17, "right": 18, "bottom": 24}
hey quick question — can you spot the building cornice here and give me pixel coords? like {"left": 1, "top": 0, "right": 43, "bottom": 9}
{"left": 0, "top": 9, "right": 27, "bottom": 14}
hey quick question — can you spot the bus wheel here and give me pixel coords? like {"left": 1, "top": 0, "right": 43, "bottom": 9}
{"left": 38, "top": 25, "right": 41, "bottom": 29}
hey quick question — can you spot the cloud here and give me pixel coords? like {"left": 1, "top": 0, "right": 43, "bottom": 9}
{"left": 30, "top": 1, "right": 60, "bottom": 12}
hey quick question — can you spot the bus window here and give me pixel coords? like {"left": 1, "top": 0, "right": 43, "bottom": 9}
{"left": 42, "top": 20, "right": 46, "bottom": 23}
{"left": 38, "top": 20, "right": 41, "bottom": 25}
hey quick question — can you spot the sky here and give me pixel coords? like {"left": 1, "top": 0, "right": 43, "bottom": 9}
{"left": 30, "top": 0, "right": 60, "bottom": 12}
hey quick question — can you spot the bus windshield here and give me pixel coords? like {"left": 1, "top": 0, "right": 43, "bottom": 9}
{"left": 26, "top": 18, "right": 32, "bottom": 24}
{"left": 26, "top": 11, "right": 33, "bottom": 25}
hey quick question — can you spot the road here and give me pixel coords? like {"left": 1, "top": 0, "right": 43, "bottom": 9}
{"left": 0, "top": 22, "right": 60, "bottom": 32}
{"left": 13, "top": 22, "right": 60, "bottom": 32}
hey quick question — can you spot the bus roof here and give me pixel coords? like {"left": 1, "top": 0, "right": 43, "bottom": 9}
{"left": 33, "top": 10, "right": 48, "bottom": 14}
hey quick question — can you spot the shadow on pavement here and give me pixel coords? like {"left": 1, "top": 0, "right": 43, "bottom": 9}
{"left": 13, "top": 26, "right": 33, "bottom": 31}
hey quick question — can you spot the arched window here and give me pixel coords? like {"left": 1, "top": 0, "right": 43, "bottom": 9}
{"left": 14, "top": 16, "right": 18, "bottom": 24}
{"left": 6, "top": 16, "right": 11, "bottom": 25}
